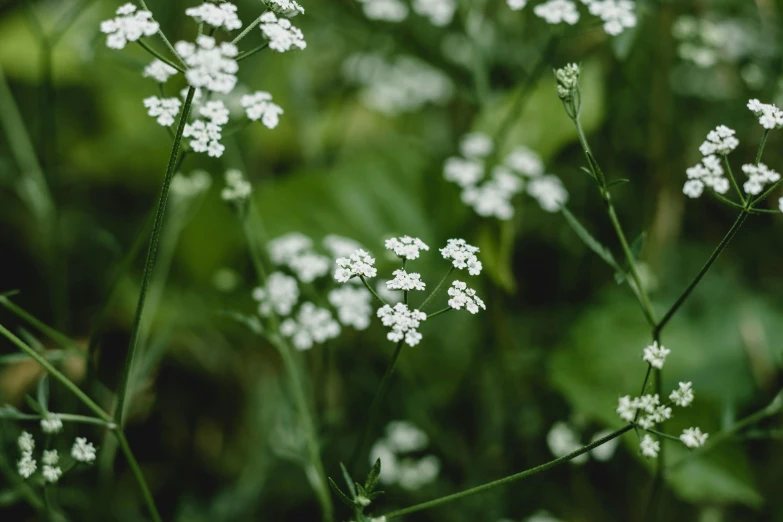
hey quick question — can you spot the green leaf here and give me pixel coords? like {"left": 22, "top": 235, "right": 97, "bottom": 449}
{"left": 0, "top": 405, "right": 31, "bottom": 420}
{"left": 339, "top": 462, "right": 357, "bottom": 498}
{"left": 630, "top": 232, "right": 646, "bottom": 261}
{"left": 328, "top": 477, "right": 354, "bottom": 508}
{"left": 585, "top": 151, "right": 606, "bottom": 188}
{"left": 580, "top": 166, "right": 597, "bottom": 181}
{"left": 561, "top": 207, "right": 620, "bottom": 271}
{"left": 364, "top": 458, "right": 382, "bottom": 493}
{"left": 606, "top": 178, "right": 630, "bottom": 188}
{"left": 37, "top": 374, "right": 49, "bottom": 414}
{"left": 24, "top": 394, "right": 43, "bottom": 415}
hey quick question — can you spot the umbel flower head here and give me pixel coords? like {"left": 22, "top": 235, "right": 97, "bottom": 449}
{"left": 280, "top": 302, "right": 341, "bottom": 350}
{"left": 554, "top": 63, "right": 581, "bottom": 118}
{"left": 259, "top": 12, "right": 307, "bottom": 52}
{"left": 386, "top": 270, "right": 426, "bottom": 291}
{"left": 377, "top": 303, "right": 427, "bottom": 346}
{"left": 186, "top": 2, "right": 243, "bottom": 30}
{"left": 221, "top": 169, "right": 252, "bottom": 203}
{"left": 534, "top": 0, "right": 580, "bottom": 25}
{"left": 176, "top": 35, "right": 239, "bottom": 94}
{"left": 440, "top": 239, "right": 482, "bottom": 275}
{"left": 241, "top": 91, "right": 284, "bottom": 129}
{"left": 447, "top": 281, "right": 485, "bottom": 314}
{"left": 335, "top": 249, "right": 378, "bottom": 282}
{"left": 385, "top": 236, "right": 430, "bottom": 260}
{"left": 143, "top": 96, "right": 182, "bottom": 127}
{"left": 100, "top": 3, "right": 159, "bottom": 50}
{"left": 143, "top": 59, "right": 177, "bottom": 83}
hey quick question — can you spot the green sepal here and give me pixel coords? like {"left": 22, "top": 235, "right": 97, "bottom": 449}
{"left": 364, "top": 458, "right": 382, "bottom": 493}
{"left": 586, "top": 151, "right": 606, "bottom": 188}
{"left": 328, "top": 477, "right": 354, "bottom": 507}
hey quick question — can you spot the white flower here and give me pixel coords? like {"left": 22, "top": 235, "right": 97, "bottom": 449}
{"left": 747, "top": 99, "right": 783, "bottom": 130}
{"left": 335, "top": 249, "right": 378, "bottom": 282}
{"left": 370, "top": 440, "right": 400, "bottom": 483}
{"left": 669, "top": 381, "right": 695, "bottom": 407}
{"left": 642, "top": 341, "right": 670, "bottom": 369}
{"left": 742, "top": 163, "right": 780, "bottom": 196}
{"left": 386, "top": 421, "right": 429, "bottom": 452}
{"left": 185, "top": 2, "right": 243, "bottom": 30}
{"left": 183, "top": 119, "right": 224, "bottom": 157}
{"left": 779, "top": 197, "right": 783, "bottom": 213}
{"left": 534, "top": 0, "right": 580, "bottom": 25}
{"left": 100, "top": 3, "right": 159, "bottom": 50}
{"left": 386, "top": 270, "right": 426, "bottom": 291}
{"left": 385, "top": 236, "right": 430, "bottom": 260}
{"left": 328, "top": 286, "right": 373, "bottom": 330}
{"left": 505, "top": 146, "right": 544, "bottom": 177}
{"left": 398, "top": 455, "right": 441, "bottom": 490}
{"left": 41, "top": 414, "right": 63, "bottom": 434}
{"left": 647, "top": 404, "right": 673, "bottom": 424}
{"left": 323, "top": 235, "right": 363, "bottom": 259}
{"left": 241, "top": 91, "right": 284, "bottom": 129}
{"left": 71, "top": 437, "right": 97, "bottom": 463}
{"left": 253, "top": 272, "right": 299, "bottom": 316}
{"left": 268, "top": 0, "right": 305, "bottom": 16}
{"left": 259, "top": 12, "right": 306, "bottom": 52}
{"left": 684, "top": 154, "right": 729, "bottom": 198}
{"left": 42, "top": 464, "right": 62, "bottom": 484}
{"left": 358, "top": 0, "right": 409, "bottom": 22}
{"left": 412, "top": 0, "right": 456, "bottom": 26}
{"left": 176, "top": 36, "right": 239, "bottom": 94}
{"left": 462, "top": 179, "right": 516, "bottom": 220}
{"left": 221, "top": 169, "right": 252, "bottom": 202}
{"left": 507, "top": 0, "right": 528, "bottom": 10}
{"left": 637, "top": 393, "right": 660, "bottom": 414}
{"left": 42, "top": 450, "right": 59, "bottom": 466}
{"left": 546, "top": 422, "right": 588, "bottom": 464}
{"left": 143, "top": 96, "right": 181, "bottom": 126}
{"left": 460, "top": 132, "right": 494, "bottom": 159}
{"left": 280, "top": 302, "right": 341, "bottom": 350}
{"left": 377, "top": 303, "right": 427, "bottom": 346}
{"left": 18, "top": 451, "right": 36, "bottom": 479}
{"left": 143, "top": 59, "right": 177, "bottom": 83}
{"left": 683, "top": 179, "right": 704, "bottom": 199}
{"left": 616, "top": 395, "right": 637, "bottom": 422}
{"left": 640, "top": 434, "right": 660, "bottom": 458}
{"left": 289, "top": 252, "right": 331, "bottom": 283}
{"left": 586, "top": 0, "right": 637, "bottom": 36}
{"left": 200, "top": 100, "right": 230, "bottom": 125}
{"left": 444, "top": 157, "right": 484, "bottom": 187}
{"left": 440, "top": 239, "right": 482, "bottom": 275}
{"left": 18, "top": 432, "right": 35, "bottom": 452}
{"left": 527, "top": 175, "right": 568, "bottom": 212}
{"left": 447, "top": 281, "right": 486, "bottom": 314}
{"left": 698, "top": 125, "right": 739, "bottom": 156}
{"left": 680, "top": 427, "right": 709, "bottom": 448}
{"left": 269, "top": 233, "right": 313, "bottom": 265}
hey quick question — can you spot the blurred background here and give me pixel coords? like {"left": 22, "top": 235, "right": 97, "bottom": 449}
{"left": 1, "top": 0, "right": 782, "bottom": 520}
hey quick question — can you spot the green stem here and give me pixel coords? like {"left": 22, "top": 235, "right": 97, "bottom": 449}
{"left": 349, "top": 340, "right": 406, "bottom": 472}
{"left": 236, "top": 42, "right": 270, "bottom": 62}
{"left": 427, "top": 307, "right": 452, "bottom": 319}
{"left": 384, "top": 424, "right": 633, "bottom": 519}
{"left": 50, "top": 0, "right": 99, "bottom": 44}
{"left": 641, "top": 427, "right": 682, "bottom": 444}
{"left": 115, "top": 431, "right": 163, "bottom": 522}
{"left": 136, "top": 39, "right": 186, "bottom": 73}
{"left": 722, "top": 155, "right": 745, "bottom": 204}
{"left": 654, "top": 211, "right": 747, "bottom": 336}
{"left": 114, "top": 86, "right": 197, "bottom": 427}
{"left": 138, "top": 0, "right": 188, "bottom": 69}
{"left": 0, "top": 296, "right": 79, "bottom": 351}
{"left": 419, "top": 267, "right": 455, "bottom": 311}
{"left": 231, "top": 11, "right": 267, "bottom": 44}
{"left": 4, "top": 412, "right": 113, "bottom": 428}
{"left": 359, "top": 276, "right": 387, "bottom": 306}
{"left": 755, "top": 129, "right": 770, "bottom": 166}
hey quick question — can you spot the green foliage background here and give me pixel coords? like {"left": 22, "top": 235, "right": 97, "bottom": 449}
{"left": 0, "top": 0, "right": 782, "bottom": 521}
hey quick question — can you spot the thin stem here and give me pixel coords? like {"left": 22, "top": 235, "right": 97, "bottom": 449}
{"left": 0, "top": 323, "right": 110, "bottom": 423}
{"left": 384, "top": 425, "right": 634, "bottom": 519}
{"left": 136, "top": 40, "right": 186, "bottom": 73}
{"left": 138, "top": 0, "right": 188, "bottom": 69}
{"left": 0, "top": 296, "right": 80, "bottom": 352}
{"left": 722, "top": 155, "right": 745, "bottom": 204}
{"left": 236, "top": 42, "right": 270, "bottom": 62}
{"left": 359, "top": 276, "right": 387, "bottom": 306}
{"left": 712, "top": 192, "right": 750, "bottom": 212}
{"left": 232, "top": 12, "right": 267, "bottom": 44}
{"left": 114, "top": 431, "right": 163, "bottom": 522}
{"left": 427, "top": 307, "right": 452, "bottom": 319}
{"left": 419, "top": 267, "right": 454, "bottom": 311}
{"left": 654, "top": 211, "right": 747, "bottom": 336}
{"left": 755, "top": 129, "right": 770, "bottom": 165}
{"left": 641, "top": 427, "right": 682, "bottom": 444}
{"left": 3, "top": 412, "right": 114, "bottom": 428}
{"left": 349, "top": 340, "right": 406, "bottom": 471}
{"left": 114, "top": 87, "right": 197, "bottom": 427}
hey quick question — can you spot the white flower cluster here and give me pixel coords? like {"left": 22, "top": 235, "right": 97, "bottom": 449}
{"left": 259, "top": 12, "right": 306, "bottom": 52}
{"left": 615, "top": 345, "right": 708, "bottom": 458}
{"left": 546, "top": 423, "right": 619, "bottom": 464}
{"left": 683, "top": 153, "right": 730, "bottom": 199}
{"left": 742, "top": 163, "right": 780, "bottom": 196}
{"left": 440, "top": 239, "right": 483, "bottom": 275}
{"left": 343, "top": 53, "right": 454, "bottom": 115}
{"left": 583, "top": 0, "right": 636, "bottom": 36}
{"left": 412, "top": 0, "right": 457, "bottom": 26}
{"left": 328, "top": 286, "right": 373, "bottom": 330}
{"left": 221, "top": 169, "right": 252, "bottom": 203}
{"left": 184, "top": 117, "right": 225, "bottom": 158}
{"left": 748, "top": 99, "right": 783, "bottom": 130}
{"left": 698, "top": 125, "right": 739, "bottom": 156}
{"left": 335, "top": 249, "right": 378, "bottom": 282}
{"left": 386, "top": 269, "right": 426, "bottom": 291}
{"left": 673, "top": 16, "right": 755, "bottom": 69}
{"left": 186, "top": 2, "right": 243, "bottom": 30}
{"left": 177, "top": 36, "right": 239, "bottom": 94}
{"left": 281, "top": 302, "right": 341, "bottom": 350}
{"left": 143, "top": 96, "right": 182, "bottom": 127}
{"left": 385, "top": 236, "right": 430, "bottom": 260}
{"left": 253, "top": 272, "right": 299, "bottom": 316}
{"left": 267, "top": 0, "right": 305, "bottom": 16}
{"left": 370, "top": 421, "right": 440, "bottom": 490}
{"left": 100, "top": 3, "right": 159, "bottom": 50}
{"left": 241, "top": 91, "right": 284, "bottom": 129}
{"left": 447, "top": 281, "right": 485, "bottom": 314}
{"left": 268, "top": 233, "right": 332, "bottom": 283}
{"left": 356, "top": 0, "right": 409, "bottom": 22}
{"left": 143, "top": 59, "right": 177, "bottom": 83}
{"left": 377, "top": 303, "right": 427, "bottom": 346}
{"left": 17, "top": 431, "right": 96, "bottom": 483}
{"left": 534, "top": 0, "right": 580, "bottom": 25}
{"left": 171, "top": 170, "right": 212, "bottom": 199}
{"left": 444, "top": 134, "right": 567, "bottom": 218}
